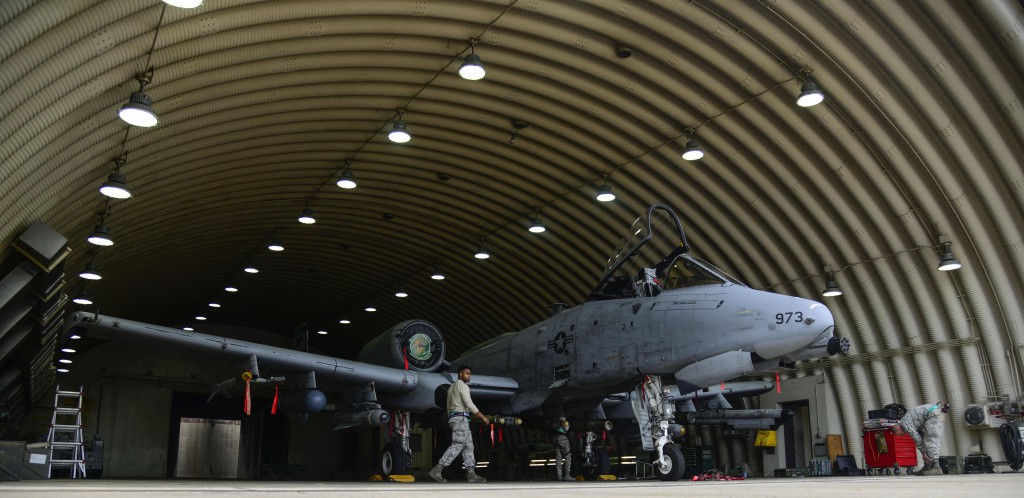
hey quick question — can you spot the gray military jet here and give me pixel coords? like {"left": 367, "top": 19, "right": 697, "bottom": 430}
{"left": 66, "top": 204, "right": 845, "bottom": 481}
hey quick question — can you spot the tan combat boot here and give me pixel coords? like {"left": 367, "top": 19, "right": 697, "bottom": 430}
{"left": 428, "top": 464, "right": 447, "bottom": 483}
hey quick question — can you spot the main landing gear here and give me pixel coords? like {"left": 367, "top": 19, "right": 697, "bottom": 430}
{"left": 579, "top": 430, "right": 611, "bottom": 480}
{"left": 380, "top": 410, "right": 412, "bottom": 477}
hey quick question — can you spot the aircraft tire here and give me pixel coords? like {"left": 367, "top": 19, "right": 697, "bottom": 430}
{"left": 380, "top": 441, "right": 411, "bottom": 476}
{"left": 653, "top": 444, "right": 685, "bottom": 481}
{"left": 581, "top": 448, "right": 610, "bottom": 480}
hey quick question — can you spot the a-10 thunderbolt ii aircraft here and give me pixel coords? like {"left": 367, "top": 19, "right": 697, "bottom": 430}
{"left": 66, "top": 204, "right": 847, "bottom": 481}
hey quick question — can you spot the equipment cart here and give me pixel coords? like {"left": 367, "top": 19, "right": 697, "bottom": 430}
{"left": 862, "top": 427, "right": 917, "bottom": 475}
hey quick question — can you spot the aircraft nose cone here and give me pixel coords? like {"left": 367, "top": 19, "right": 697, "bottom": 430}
{"left": 753, "top": 298, "right": 835, "bottom": 359}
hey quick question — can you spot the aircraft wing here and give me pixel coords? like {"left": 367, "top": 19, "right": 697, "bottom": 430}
{"left": 66, "top": 312, "right": 518, "bottom": 412}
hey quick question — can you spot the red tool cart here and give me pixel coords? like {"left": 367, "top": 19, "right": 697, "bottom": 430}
{"left": 862, "top": 427, "right": 918, "bottom": 475}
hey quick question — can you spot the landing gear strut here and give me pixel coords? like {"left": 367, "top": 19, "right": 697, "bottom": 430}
{"left": 380, "top": 410, "right": 412, "bottom": 477}
{"left": 630, "top": 375, "right": 686, "bottom": 481}
{"left": 579, "top": 431, "right": 610, "bottom": 480}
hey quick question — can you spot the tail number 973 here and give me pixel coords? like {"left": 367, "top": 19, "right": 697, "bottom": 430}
{"left": 775, "top": 312, "right": 803, "bottom": 324}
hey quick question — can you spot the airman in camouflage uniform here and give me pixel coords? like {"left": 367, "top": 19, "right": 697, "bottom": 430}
{"left": 891, "top": 402, "right": 949, "bottom": 476}
{"left": 430, "top": 365, "right": 490, "bottom": 483}
{"left": 553, "top": 418, "right": 573, "bottom": 481}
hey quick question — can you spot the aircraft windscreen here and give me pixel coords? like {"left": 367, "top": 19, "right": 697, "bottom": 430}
{"left": 661, "top": 254, "right": 746, "bottom": 290}
{"left": 590, "top": 205, "right": 688, "bottom": 300}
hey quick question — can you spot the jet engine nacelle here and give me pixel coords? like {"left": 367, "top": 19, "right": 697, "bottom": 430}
{"left": 278, "top": 389, "right": 328, "bottom": 414}
{"left": 356, "top": 320, "right": 447, "bottom": 372}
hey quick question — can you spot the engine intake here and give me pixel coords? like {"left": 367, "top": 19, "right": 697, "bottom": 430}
{"left": 356, "top": 320, "right": 446, "bottom": 372}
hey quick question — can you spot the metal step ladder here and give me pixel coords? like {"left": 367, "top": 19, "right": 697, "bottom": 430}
{"left": 47, "top": 385, "right": 86, "bottom": 478}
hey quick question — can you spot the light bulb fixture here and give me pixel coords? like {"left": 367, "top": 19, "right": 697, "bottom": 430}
{"left": 59, "top": 359, "right": 72, "bottom": 364}
{"left": 431, "top": 263, "right": 445, "bottom": 280}
{"left": 822, "top": 272, "right": 843, "bottom": 297}
{"left": 528, "top": 213, "right": 546, "bottom": 233}
{"left": 244, "top": 266, "right": 259, "bottom": 274}
{"left": 183, "top": 327, "right": 194, "bottom": 331}
{"left": 162, "top": 0, "right": 202, "bottom": 7}
{"left": 56, "top": 368, "right": 70, "bottom": 373}
{"left": 225, "top": 286, "right": 238, "bottom": 292}
{"left": 79, "top": 261, "right": 102, "bottom": 280}
{"left": 937, "top": 242, "right": 962, "bottom": 271}
{"left": 100, "top": 156, "right": 132, "bottom": 199}
{"left": 99, "top": 170, "right": 131, "bottom": 199}
{"left": 596, "top": 180, "right": 616, "bottom": 202}
{"left": 459, "top": 39, "right": 486, "bottom": 80}
{"left": 317, "top": 330, "right": 328, "bottom": 335}
{"left": 298, "top": 208, "right": 316, "bottom": 224}
{"left": 69, "top": 334, "right": 81, "bottom": 340}
{"left": 61, "top": 348, "right": 76, "bottom": 354}
{"left": 336, "top": 164, "right": 357, "bottom": 189}
{"left": 268, "top": 237, "right": 284, "bottom": 252}
{"left": 394, "top": 287, "right": 409, "bottom": 298}
{"left": 388, "top": 109, "right": 411, "bottom": 143}
{"left": 365, "top": 306, "right": 377, "bottom": 312}
{"left": 162, "top": 0, "right": 203, "bottom": 8}
{"left": 118, "top": 73, "right": 158, "bottom": 127}
{"left": 195, "top": 315, "right": 207, "bottom": 321}
{"left": 208, "top": 302, "right": 220, "bottom": 308}
{"left": 339, "top": 319, "right": 351, "bottom": 324}
{"left": 796, "top": 71, "right": 825, "bottom": 107}
{"left": 681, "top": 129, "right": 704, "bottom": 161}
{"left": 474, "top": 243, "right": 490, "bottom": 260}
{"left": 87, "top": 223, "right": 114, "bottom": 247}
{"left": 72, "top": 291, "right": 93, "bottom": 306}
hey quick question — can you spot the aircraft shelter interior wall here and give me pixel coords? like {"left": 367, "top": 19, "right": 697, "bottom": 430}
{"left": 18, "top": 342, "right": 365, "bottom": 479}
{"left": 758, "top": 373, "right": 839, "bottom": 475}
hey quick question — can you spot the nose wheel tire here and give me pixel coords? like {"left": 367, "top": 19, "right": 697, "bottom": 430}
{"left": 653, "top": 444, "right": 685, "bottom": 481}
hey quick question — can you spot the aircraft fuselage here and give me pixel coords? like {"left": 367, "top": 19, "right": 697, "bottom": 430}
{"left": 454, "top": 282, "right": 834, "bottom": 409}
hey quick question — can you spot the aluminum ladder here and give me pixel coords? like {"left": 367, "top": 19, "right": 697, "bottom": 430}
{"left": 47, "top": 385, "right": 86, "bottom": 478}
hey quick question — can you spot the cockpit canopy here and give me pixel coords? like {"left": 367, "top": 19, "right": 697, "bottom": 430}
{"left": 588, "top": 204, "right": 745, "bottom": 301}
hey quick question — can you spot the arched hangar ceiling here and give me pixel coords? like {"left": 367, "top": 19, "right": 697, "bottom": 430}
{"left": 1, "top": 0, "right": 1023, "bottom": 462}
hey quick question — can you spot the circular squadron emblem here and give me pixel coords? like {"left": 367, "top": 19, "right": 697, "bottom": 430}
{"left": 399, "top": 321, "right": 445, "bottom": 371}
{"left": 408, "top": 333, "right": 433, "bottom": 362}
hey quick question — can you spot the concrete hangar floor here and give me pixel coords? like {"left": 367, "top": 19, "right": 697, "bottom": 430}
{"left": 4, "top": 474, "right": 1024, "bottom": 498}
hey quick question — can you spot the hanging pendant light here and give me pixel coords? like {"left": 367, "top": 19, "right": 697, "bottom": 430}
{"left": 388, "top": 109, "right": 411, "bottom": 143}
{"left": 79, "top": 261, "right": 102, "bottom": 280}
{"left": 118, "top": 74, "right": 158, "bottom": 127}
{"left": 596, "top": 180, "right": 616, "bottom": 202}
{"left": 459, "top": 39, "right": 486, "bottom": 80}
{"left": 937, "top": 242, "right": 962, "bottom": 271}
{"left": 298, "top": 208, "right": 316, "bottom": 224}
{"left": 336, "top": 169, "right": 357, "bottom": 189}
{"left": 682, "top": 129, "right": 704, "bottom": 161}
{"left": 431, "top": 263, "right": 446, "bottom": 280}
{"left": 72, "top": 290, "right": 93, "bottom": 306}
{"left": 99, "top": 171, "right": 131, "bottom": 199}
{"left": 796, "top": 70, "right": 825, "bottom": 107}
{"left": 474, "top": 241, "right": 490, "bottom": 259}
{"left": 162, "top": 0, "right": 204, "bottom": 7}
{"left": 821, "top": 273, "right": 843, "bottom": 297}
{"left": 87, "top": 222, "right": 114, "bottom": 246}
{"left": 528, "top": 212, "right": 546, "bottom": 233}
